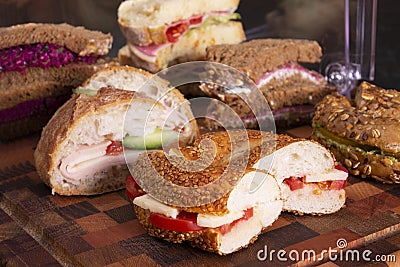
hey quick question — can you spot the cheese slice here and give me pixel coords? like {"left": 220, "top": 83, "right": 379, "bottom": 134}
{"left": 133, "top": 194, "right": 179, "bottom": 219}
{"left": 303, "top": 168, "right": 348, "bottom": 183}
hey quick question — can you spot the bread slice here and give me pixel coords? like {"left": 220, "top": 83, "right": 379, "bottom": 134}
{"left": 118, "top": 0, "right": 239, "bottom": 46}
{"left": 118, "top": 21, "right": 245, "bottom": 73}
{"left": 132, "top": 149, "right": 282, "bottom": 254}
{"left": 312, "top": 81, "right": 400, "bottom": 183}
{"left": 34, "top": 68, "right": 198, "bottom": 195}
{"left": 252, "top": 134, "right": 347, "bottom": 215}
{"left": 206, "top": 38, "right": 322, "bottom": 82}
{"left": 0, "top": 23, "right": 112, "bottom": 56}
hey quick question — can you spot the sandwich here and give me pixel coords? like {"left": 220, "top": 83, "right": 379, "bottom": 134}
{"left": 251, "top": 134, "right": 348, "bottom": 215}
{"left": 200, "top": 38, "right": 337, "bottom": 129}
{"left": 188, "top": 130, "right": 348, "bottom": 215}
{"left": 117, "top": 0, "right": 245, "bottom": 73}
{"left": 129, "top": 130, "right": 282, "bottom": 255}
{"left": 128, "top": 129, "right": 347, "bottom": 254}
{"left": 0, "top": 23, "right": 115, "bottom": 141}
{"left": 34, "top": 66, "right": 198, "bottom": 195}
{"left": 312, "top": 81, "right": 400, "bottom": 184}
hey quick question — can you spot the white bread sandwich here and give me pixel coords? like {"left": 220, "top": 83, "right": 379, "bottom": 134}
{"left": 117, "top": 0, "right": 245, "bottom": 73}
{"left": 312, "top": 81, "right": 400, "bottom": 184}
{"left": 0, "top": 23, "right": 115, "bottom": 141}
{"left": 34, "top": 67, "right": 198, "bottom": 195}
{"left": 201, "top": 38, "right": 337, "bottom": 129}
{"left": 129, "top": 130, "right": 282, "bottom": 255}
{"left": 252, "top": 134, "right": 348, "bottom": 215}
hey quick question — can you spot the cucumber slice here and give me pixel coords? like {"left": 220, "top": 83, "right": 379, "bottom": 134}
{"left": 122, "top": 129, "right": 178, "bottom": 150}
{"left": 72, "top": 88, "right": 97, "bottom": 96}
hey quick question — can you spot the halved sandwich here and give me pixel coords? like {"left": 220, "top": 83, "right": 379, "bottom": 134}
{"left": 252, "top": 134, "right": 348, "bottom": 215}
{"left": 129, "top": 147, "right": 282, "bottom": 255}
{"left": 117, "top": 0, "right": 245, "bottom": 73}
{"left": 0, "top": 23, "right": 115, "bottom": 141}
{"left": 201, "top": 38, "right": 337, "bottom": 129}
{"left": 34, "top": 67, "right": 198, "bottom": 195}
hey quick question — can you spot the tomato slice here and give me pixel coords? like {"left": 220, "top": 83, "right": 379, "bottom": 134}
{"left": 329, "top": 179, "right": 347, "bottom": 190}
{"left": 166, "top": 21, "right": 190, "bottom": 43}
{"left": 150, "top": 211, "right": 206, "bottom": 232}
{"left": 189, "top": 15, "right": 203, "bottom": 25}
{"left": 106, "top": 141, "right": 123, "bottom": 156}
{"left": 335, "top": 164, "right": 349, "bottom": 173}
{"left": 219, "top": 208, "right": 254, "bottom": 235}
{"left": 126, "top": 175, "right": 146, "bottom": 200}
{"left": 284, "top": 177, "right": 305, "bottom": 191}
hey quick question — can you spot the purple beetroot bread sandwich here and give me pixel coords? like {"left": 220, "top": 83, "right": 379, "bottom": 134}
{"left": 0, "top": 23, "right": 115, "bottom": 141}
{"left": 200, "top": 38, "right": 337, "bottom": 129}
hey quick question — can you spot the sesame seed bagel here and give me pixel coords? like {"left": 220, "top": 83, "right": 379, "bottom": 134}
{"left": 131, "top": 130, "right": 283, "bottom": 254}
{"left": 312, "top": 82, "right": 400, "bottom": 183}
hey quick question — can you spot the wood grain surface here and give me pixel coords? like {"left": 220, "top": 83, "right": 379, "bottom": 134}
{"left": 1, "top": 130, "right": 400, "bottom": 267}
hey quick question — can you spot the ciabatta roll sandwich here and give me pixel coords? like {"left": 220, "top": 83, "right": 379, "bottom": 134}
{"left": 200, "top": 38, "right": 336, "bottom": 129}
{"left": 0, "top": 23, "right": 115, "bottom": 141}
{"left": 34, "top": 67, "right": 198, "bottom": 195}
{"left": 117, "top": 0, "right": 245, "bottom": 73}
{"left": 129, "top": 130, "right": 282, "bottom": 255}
{"left": 312, "top": 81, "right": 400, "bottom": 183}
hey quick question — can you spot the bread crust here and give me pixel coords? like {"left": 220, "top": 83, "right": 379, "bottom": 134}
{"left": 206, "top": 38, "right": 322, "bottom": 82}
{"left": 34, "top": 88, "right": 135, "bottom": 194}
{"left": 0, "top": 59, "right": 117, "bottom": 110}
{"left": 0, "top": 23, "right": 112, "bottom": 56}
{"left": 312, "top": 82, "right": 400, "bottom": 183}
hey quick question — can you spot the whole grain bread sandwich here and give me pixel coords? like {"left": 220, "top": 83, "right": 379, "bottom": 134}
{"left": 201, "top": 38, "right": 336, "bottom": 129}
{"left": 312, "top": 81, "right": 400, "bottom": 184}
{"left": 34, "top": 66, "right": 198, "bottom": 195}
{"left": 117, "top": 0, "right": 245, "bottom": 73}
{"left": 0, "top": 23, "right": 115, "bottom": 141}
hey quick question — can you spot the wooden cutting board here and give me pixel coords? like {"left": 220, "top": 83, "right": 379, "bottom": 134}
{"left": 1, "top": 130, "right": 400, "bottom": 266}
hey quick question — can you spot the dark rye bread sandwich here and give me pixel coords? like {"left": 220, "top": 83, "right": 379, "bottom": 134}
{"left": 127, "top": 130, "right": 347, "bottom": 254}
{"left": 200, "top": 38, "right": 336, "bottom": 129}
{"left": 34, "top": 67, "right": 198, "bottom": 195}
{"left": 312, "top": 81, "right": 400, "bottom": 183}
{"left": 0, "top": 23, "right": 115, "bottom": 141}
{"left": 117, "top": 0, "right": 245, "bottom": 73}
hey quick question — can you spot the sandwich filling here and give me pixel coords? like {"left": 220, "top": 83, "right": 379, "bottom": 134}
{"left": 129, "top": 170, "right": 282, "bottom": 254}
{"left": 130, "top": 12, "right": 240, "bottom": 62}
{"left": 0, "top": 43, "right": 99, "bottom": 76}
{"left": 255, "top": 63, "right": 325, "bottom": 88}
{"left": 59, "top": 128, "right": 180, "bottom": 184}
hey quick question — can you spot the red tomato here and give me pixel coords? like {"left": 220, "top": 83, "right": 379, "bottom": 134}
{"left": 106, "top": 141, "right": 123, "bottom": 156}
{"left": 329, "top": 180, "right": 347, "bottom": 190}
{"left": 335, "top": 164, "right": 349, "bottom": 173}
{"left": 189, "top": 15, "right": 203, "bottom": 25}
{"left": 126, "top": 175, "right": 146, "bottom": 200}
{"left": 219, "top": 208, "right": 254, "bottom": 235}
{"left": 166, "top": 21, "right": 190, "bottom": 43}
{"left": 284, "top": 177, "right": 305, "bottom": 191}
{"left": 150, "top": 211, "right": 206, "bottom": 232}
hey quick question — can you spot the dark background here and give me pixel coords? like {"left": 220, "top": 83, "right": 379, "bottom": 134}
{"left": 1, "top": 0, "right": 399, "bottom": 90}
